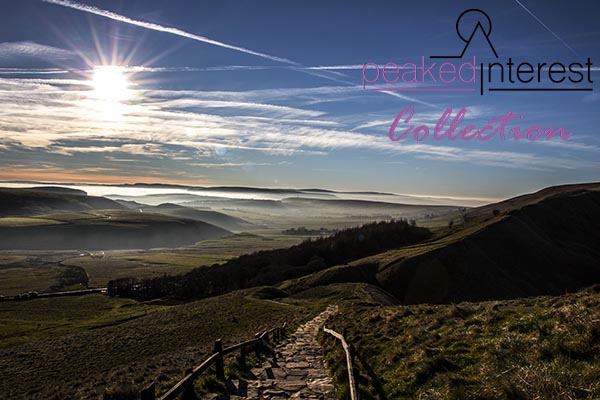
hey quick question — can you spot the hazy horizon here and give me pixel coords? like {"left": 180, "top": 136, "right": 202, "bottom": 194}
{"left": 0, "top": 181, "right": 504, "bottom": 206}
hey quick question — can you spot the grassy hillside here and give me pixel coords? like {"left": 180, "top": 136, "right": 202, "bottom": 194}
{"left": 0, "top": 292, "right": 321, "bottom": 400}
{"left": 0, "top": 188, "right": 125, "bottom": 216}
{"left": 321, "top": 285, "right": 600, "bottom": 399}
{"left": 0, "top": 261, "right": 87, "bottom": 296}
{"left": 143, "top": 203, "right": 254, "bottom": 231}
{"left": 285, "top": 184, "right": 600, "bottom": 303}
{"left": 0, "top": 210, "right": 231, "bottom": 250}
{"left": 0, "top": 291, "right": 322, "bottom": 400}
{"left": 0, "top": 295, "right": 165, "bottom": 347}
{"left": 0, "top": 281, "right": 403, "bottom": 400}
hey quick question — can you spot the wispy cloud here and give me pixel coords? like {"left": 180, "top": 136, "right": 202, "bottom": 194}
{"left": 148, "top": 98, "right": 325, "bottom": 118}
{"left": 189, "top": 161, "right": 289, "bottom": 168}
{"left": 0, "top": 70, "right": 595, "bottom": 173}
{"left": 0, "top": 41, "right": 75, "bottom": 62}
{"left": 0, "top": 67, "right": 71, "bottom": 75}
{"left": 0, "top": 166, "right": 206, "bottom": 184}
{"left": 41, "top": 0, "right": 437, "bottom": 108}
{"left": 42, "top": 0, "right": 298, "bottom": 65}
{"left": 514, "top": 0, "right": 583, "bottom": 60}
{"left": 306, "top": 65, "right": 365, "bottom": 70}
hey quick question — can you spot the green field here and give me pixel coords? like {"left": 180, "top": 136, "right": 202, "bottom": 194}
{"left": 62, "top": 255, "right": 224, "bottom": 288}
{"left": 0, "top": 217, "right": 65, "bottom": 227}
{"left": 0, "top": 294, "right": 166, "bottom": 347}
{"left": 0, "top": 255, "right": 27, "bottom": 265}
{"left": 0, "top": 264, "right": 85, "bottom": 296}
{"left": 0, "top": 233, "right": 306, "bottom": 295}
{"left": 193, "top": 232, "right": 305, "bottom": 254}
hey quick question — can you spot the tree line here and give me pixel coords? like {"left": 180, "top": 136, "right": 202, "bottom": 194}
{"left": 107, "top": 219, "right": 430, "bottom": 300}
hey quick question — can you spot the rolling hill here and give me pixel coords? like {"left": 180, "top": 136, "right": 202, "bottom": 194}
{"left": 285, "top": 183, "right": 600, "bottom": 303}
{"left": 0, "top": 187, "right": 125, "bottom": 216}
{"left": 143, "top": 203, "right": 254, "bottom": 231}
{"left": 0, "top": 210, "right": 231, "bottom": 250}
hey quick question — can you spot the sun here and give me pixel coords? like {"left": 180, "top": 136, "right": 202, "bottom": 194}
{"left": 87, "top": 65, "right": 133, "bottom": 119}
{"left": 91, "top": 65, "right": 132, "bottom": 102}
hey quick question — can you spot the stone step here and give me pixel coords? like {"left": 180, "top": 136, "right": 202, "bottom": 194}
{"left": 230, "top": 305, "right": 338, "bottom": 400}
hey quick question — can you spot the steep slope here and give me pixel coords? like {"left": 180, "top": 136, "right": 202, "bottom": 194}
{"left": 285, "top": 184, "right": 600, "bottom": 304}
{"left": 0, "top": 210, "right": 231, "bottom": 250}
{"left": 0, "top": 188, "right": 125, "bottom": 216}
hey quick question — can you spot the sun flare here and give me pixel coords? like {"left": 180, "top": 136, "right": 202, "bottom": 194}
{"left": 91, "top": 65, "right": 132, "bottom": 102}
{"left": 87, "top": 65, "right": 133, "bottom": 119}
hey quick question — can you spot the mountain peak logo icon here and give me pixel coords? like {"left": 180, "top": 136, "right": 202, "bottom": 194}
{"left": 431, "top": 9, "right": 498, "bottom": 59}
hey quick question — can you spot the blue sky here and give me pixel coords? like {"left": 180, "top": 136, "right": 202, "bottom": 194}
{"left": 0, "top": 0, "right": 598, "bottom": 203}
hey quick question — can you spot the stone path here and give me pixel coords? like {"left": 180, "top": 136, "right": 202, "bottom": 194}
{"left": 223, "top": 305, "right": 338, "bottom": 399}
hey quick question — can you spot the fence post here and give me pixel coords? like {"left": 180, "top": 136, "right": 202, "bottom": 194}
{"left": 282, "top": 322, "right": 287, "bottom": 337}
{"left": 240, "top": 345, "right": 247, "bottom": 366}
{"left": 214, "top": 339, "right": 225, "bottom": 381}
{"left": 254, "top": 332, "right": 261, "bottom": 356}
{"left": 140, "top": 382, "right": 156, "bottom": 400}
{"left": 182, "top": 368, "right": 194, "bottom": 400}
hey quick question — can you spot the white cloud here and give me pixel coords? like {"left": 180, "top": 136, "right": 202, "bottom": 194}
{"left": 0, "top": 73, "right": 594, "bottom": 172}
{"left": 0, "top": 41, "right": 75, "bottom": 62}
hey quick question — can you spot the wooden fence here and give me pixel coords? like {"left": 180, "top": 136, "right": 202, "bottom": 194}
{"left": 323, "top": 327, "right": 358, "bottom": 400}
{"left": 126, "top": 322, "right": 287, "bottom": 400}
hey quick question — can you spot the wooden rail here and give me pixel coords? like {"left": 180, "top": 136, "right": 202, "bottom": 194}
{"left": 130, "top": 322, "right": 287, "bottom": 400}
{"left": 323, "top": 327, "right": 358, "bottom": 400}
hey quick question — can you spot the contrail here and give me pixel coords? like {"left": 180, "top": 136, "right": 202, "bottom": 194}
{"left": 41, "top": 0, "right": 437, "bottom": 107}
{"left": 514, "top": 0, "right": 583, "bottom": 60}
{"left": 41, "top": 0, "right": 300, "bottom": 65}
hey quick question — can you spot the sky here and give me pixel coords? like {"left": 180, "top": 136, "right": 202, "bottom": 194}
{"left": 0, "top": 0, "right": 599, "bottom": 203}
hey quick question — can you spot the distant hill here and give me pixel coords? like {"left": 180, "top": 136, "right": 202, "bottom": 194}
{"left": 286, "top": 183, "right": 600, "bottom": 303}
{"left": 0, "top": 188, "right": 125, "bottom": 216}
{"left": 280, "top": 197, "right": 456, "bottom": 212}
{"left": 0, "top": 210, "right": 230, "bottom": 250}
{"left": 29, "top": 186, "right": 88, "bottom": 196}
{"left": 145, "top": 203, "right": 254, "bottom": 231}
{"left": 183, "top": 198, "right": 287, "bottom": 210}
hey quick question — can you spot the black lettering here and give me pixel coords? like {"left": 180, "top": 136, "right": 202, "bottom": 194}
{"left": 517, "top": 62, "right": 534, "bottom": 83}
{"left": 548, "top": 62, "right": 566, "bottom": 83}
{"left": 568, "top": 63, "right": 584, "bottom": 83}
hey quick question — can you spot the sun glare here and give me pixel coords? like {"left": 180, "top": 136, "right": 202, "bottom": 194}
{"left": 87, "top": 65, "right": 133, "bottom": 119}
{"left": 91, "top": 65, "right": 131, "bottom": 102}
